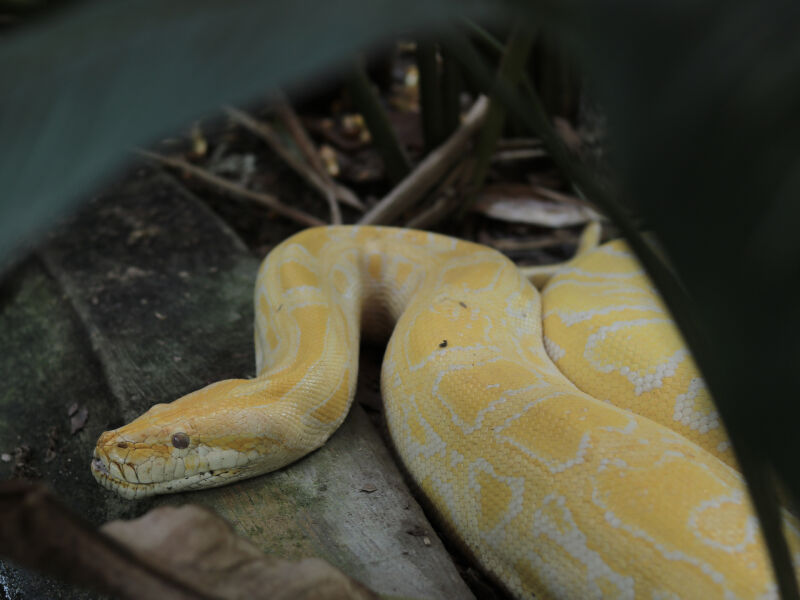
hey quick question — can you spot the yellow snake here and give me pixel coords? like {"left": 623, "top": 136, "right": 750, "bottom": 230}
{"left": 92, "top": 225, "right": 800, "bottom": 598}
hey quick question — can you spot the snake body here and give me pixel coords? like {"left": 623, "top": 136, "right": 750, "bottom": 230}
{"left": 92, "top": 225, "right": 799, "bottom": 598}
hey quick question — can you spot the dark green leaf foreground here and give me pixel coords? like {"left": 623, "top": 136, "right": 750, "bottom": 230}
{"left": 2, "top": 0, "right": 800, "bottom": 597}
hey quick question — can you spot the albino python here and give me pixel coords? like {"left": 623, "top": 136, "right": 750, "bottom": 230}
{"left": 92, "top": 225, "right": 800, "bottom": 599}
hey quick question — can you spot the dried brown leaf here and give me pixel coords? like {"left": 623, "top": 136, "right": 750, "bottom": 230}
{"left": 474, "top": 183, "right": 601, "bottom": 228}
{"left": 69, "top": 406, "right": 88, "bottom": 434}
{"left": 0, "top": 482, "right": 377, "bottom": 600}
{"left": 102, "top": 505, "right": 378, "bottom": 600}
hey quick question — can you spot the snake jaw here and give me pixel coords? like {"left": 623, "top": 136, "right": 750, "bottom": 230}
{"left": 90, "top": 441, "right": 253, "bottom": 499}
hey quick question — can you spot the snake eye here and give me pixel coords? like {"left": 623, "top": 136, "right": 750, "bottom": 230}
{"left": 171, "top": 432, "right": 190, "bottom": 449}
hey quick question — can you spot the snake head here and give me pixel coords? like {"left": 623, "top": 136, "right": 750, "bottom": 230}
{"left": 91, "top": 378, "right": 303, "bottom": 499}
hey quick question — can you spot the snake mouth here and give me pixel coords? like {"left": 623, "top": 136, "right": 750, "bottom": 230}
{"left": 91, "top": 449, "right": 246, "bottom": 499}
{"left": 91, "top": 453, "right": 160, "bottom": 499}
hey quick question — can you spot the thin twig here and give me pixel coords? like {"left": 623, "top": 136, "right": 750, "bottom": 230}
{"left": 497, "top": 137, "right": 543, "bottom": 150}
{"left": 224, "top": 106, "right": 341, "bottom": 224}
{"left": 405, "top": 160, "right": 471, "bottom": 229}
{"left": 359, "top": 96, "right": 489, "bottom": 225}
{"left": 484, "top": 232, "right": 571, "bottom": 253}
{"left": 136, "top": 149, "right": 325, "bottom": 228}
{"left": 323, "top": 185, "right": 342, "bottom": 225}
{"left": 529, "top": 184, "right": 594, "bottom": 208}
{"left": 491, "top": 148, "right": 548, "bottom": 163}
{"left": 271, "top": 94, "right": 364, "bottom": 211}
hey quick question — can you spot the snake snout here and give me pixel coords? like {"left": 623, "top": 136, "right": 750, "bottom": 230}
{"left": 91, "top": 455, "right": 109, "bottom": 476}
{"left": 95, "top": 429, "right": 114, "bottom": 445}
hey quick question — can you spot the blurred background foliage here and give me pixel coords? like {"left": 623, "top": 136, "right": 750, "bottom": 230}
{"left": 1, "top": 0, "right": 800, "bottom": 596}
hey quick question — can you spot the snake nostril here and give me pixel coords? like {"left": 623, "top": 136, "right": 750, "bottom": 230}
{"left": 117, "top": 442, "right": 128, "bottom": 449}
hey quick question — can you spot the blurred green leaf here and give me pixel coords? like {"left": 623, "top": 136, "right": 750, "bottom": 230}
{"left": 346, "top": 56, "right": 412, "bottom": 184}
{"left": 462, "top": 25, "right": 535, "bottom": 213}
{"left": 3, "top": 0, "right": 800, "bottom": 596}
{"left": 416, "top": 40, "right": 444, "bottom": 150}
{"left": 455, "top": 4, "right": 800, "bottom": 595}
{"left": 0, "top": 0, "right": 491, "bottom": 260}
{"left": 562, "top": 1, "right": 800, "bottom": 596}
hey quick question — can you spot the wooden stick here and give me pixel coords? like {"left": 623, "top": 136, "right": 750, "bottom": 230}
{"left": 271, "top": 94, "right": 364, "bottom": 211}
{"left": 224, "top": 106, "right": 341, "bottom": 224}
{"left": 405, "top": 160, "right": 470, "bottom": 229}
{"left": 136, "top": 149, "right": 325, "bottom": 228}
{"left": 358, "top": 96, "right": 489, "bottom": 226}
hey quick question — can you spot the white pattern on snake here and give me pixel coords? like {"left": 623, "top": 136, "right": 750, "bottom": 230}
{"left": 92, "top": 226, "right": 800, "bottom": 599}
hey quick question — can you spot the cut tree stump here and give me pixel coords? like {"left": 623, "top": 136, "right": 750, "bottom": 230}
{"left": 0, "top": 167, "right": 474, "bottom": 599}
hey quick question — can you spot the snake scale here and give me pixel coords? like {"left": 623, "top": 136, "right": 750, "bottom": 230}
{"left": 92, "top": 225, "right": 800, "bottom": 598}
